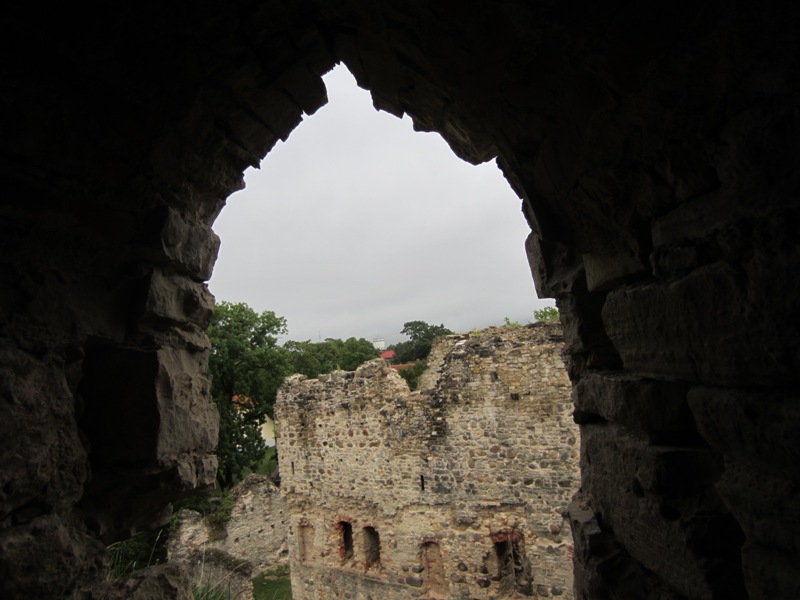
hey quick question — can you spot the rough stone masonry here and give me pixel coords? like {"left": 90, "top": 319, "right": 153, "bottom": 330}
{"left": 276, "top": 323, "right": 577, "bottom": 599}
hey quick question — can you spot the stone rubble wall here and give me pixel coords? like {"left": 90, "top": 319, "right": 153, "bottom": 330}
{"left": 168, "top": 475, "right": 289, "bottom": 598}
{"left": 277, "top": 323, "right": 577, "bottom": 599}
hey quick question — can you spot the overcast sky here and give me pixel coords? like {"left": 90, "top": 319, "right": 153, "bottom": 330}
{"left": 209, "top": 65, "right": 554, "bottom": 345}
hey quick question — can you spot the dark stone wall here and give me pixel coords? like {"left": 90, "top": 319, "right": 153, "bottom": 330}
{"left": 1, "top": 1, "right": 798, "bottom": 598}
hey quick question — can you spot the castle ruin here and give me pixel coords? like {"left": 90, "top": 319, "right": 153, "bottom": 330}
{"left": 276, "top": 323, "right": 577, "bottom": 599}
{"left": 3, "top": 3, "right": 798, "bottom": 596}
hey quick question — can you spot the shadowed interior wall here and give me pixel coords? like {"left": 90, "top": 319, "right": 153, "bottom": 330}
{"left": 1, "top": 2, "right": 798, "bottom": 598}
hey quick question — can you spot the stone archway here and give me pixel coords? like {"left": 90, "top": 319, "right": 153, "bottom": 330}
{"left": 1, "top": 2, "right": 798, "bottom": 598}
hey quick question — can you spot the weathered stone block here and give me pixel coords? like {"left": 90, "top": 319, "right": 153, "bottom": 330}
{"left": 574, "top": 372, "right": 696, "bottom": 443}
{"left": 688, "top": 387, "right": 800, "bottom": 482}
{"left": 137, "top": 207, "right": 221, "bottom": 281}
{"left": 526, "top": 233, "right": 584, "bottom": 299}
{"left": 0, "top": 348, "right": 87, "bottom": 517}
{"left": 603, "top": 261, "right": 798, "bottom": 386}
{"left": 141, "top": 269, "right": 215, "bottom": 329}
{"left": 0, "top": 514, "right": 105, "bottom": 599}
{"left": 579, "top": 423, "right": 746, "bottom": 599}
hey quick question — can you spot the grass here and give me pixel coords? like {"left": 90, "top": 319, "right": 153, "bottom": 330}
{"left": 106, "top": 528, "right": 168, "bottom": 579}
{"left": 252, "top": 565, "right": 292, "bottom": 600}
{"left": 204, "top": 491, "right": 235, "bottom": 540}
{"left": 192, "top": 583, "right": 229, "bottom": 600}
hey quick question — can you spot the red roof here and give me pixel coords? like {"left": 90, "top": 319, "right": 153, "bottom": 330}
{"left": 390, "top": 363, "right": 417, "bottom": 371}
{"left": 232, "top": 394, "right": 254, "bottom": 408}
{"left": 380, "top": 350, "right": 396, "bottom": 360}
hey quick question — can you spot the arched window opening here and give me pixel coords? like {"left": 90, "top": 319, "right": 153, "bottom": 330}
{"left": 338, "top": 521, "right": 354, "bottom": 561}
{"left": 363, "top": 526, "right": 381, "bottom": 569}
{"left": 209, "top": 64, "right": 542, "bottom": 349}
{"left": 493, "top": 532, "right": 532, "bottom": 596}
{"left": 208, "top": 61, "right": 572, "bottom": 600}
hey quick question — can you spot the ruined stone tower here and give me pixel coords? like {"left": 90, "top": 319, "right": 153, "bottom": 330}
{"left": 277, "top": 324, "right": 578, "bottom": 599}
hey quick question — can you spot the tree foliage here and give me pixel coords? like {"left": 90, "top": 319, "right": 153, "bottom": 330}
{"left": 284, "top": 337, "right": 379, "bottom": 378}
{"left": 390, "top": 320, "right": 453, "bottom": 363}
{"left": 207, "top": 301, "right": 289, "bottom": 488}
{"left": 533, "top": 306, "right": 560, "bottom": 322}
{"left": 397, "top": 360, "right": 427, "bottom": 391}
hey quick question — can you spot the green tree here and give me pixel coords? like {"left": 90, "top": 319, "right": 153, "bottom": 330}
{"left": 339, "top": 337, "right": 381, "bottom": 370}
{"left": 391, "top": 320, "right": 453, "bottom": 363}
{"left": 207, "top": 301, "right": 290, "bottom": 488}
{"left": 533, "top": 306, "right": 560, "bottom": 322}
{"left": 284, "top": 337, "right": 379, "bottom": 378}
{"left": 387, "top": 340, "right": 414, "bottom": 364}
{"left": 284, "top": 340, "right": 328, "bottom": 378}
{"left": 397, "top": 360, "right": 427, "bottom": 391}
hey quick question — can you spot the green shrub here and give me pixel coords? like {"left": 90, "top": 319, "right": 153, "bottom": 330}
{"left": 398, "top": 360, "right": 427, "bottom": 391}
{"left": 205, "top": 491, "right": 234, "bottom": 540}
{"left": 533, "top": 306, "right": 559, "bottom": 322}
{"left": 252, "top": 568, "right": 292, "bottom": 600}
